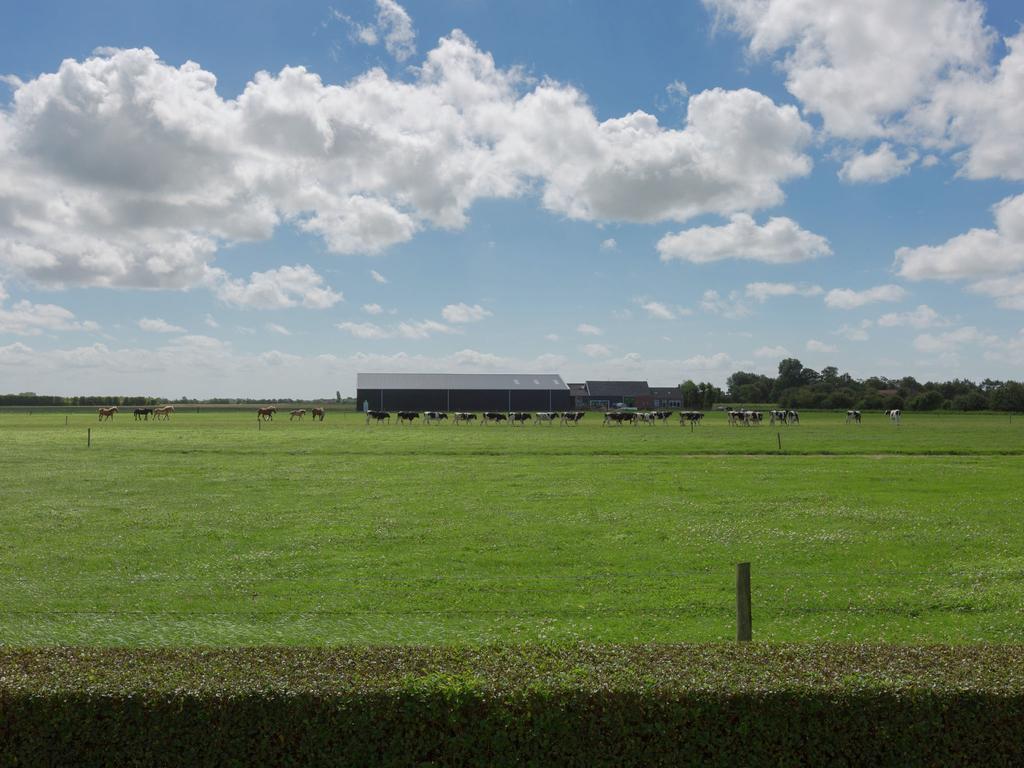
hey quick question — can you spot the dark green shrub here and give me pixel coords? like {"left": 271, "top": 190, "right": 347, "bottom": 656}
{"left": 2, "top": 645, "right": 1023, "bottom": 767}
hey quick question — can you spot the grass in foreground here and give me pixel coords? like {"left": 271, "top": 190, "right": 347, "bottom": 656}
{"left": 0, "top": 411, "right": 1022, "bottom": 645}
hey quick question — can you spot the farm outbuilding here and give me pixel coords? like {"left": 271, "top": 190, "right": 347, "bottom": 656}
{"left": 356, "top": 373, "right": 571, "bottom": 413}
{"left": 570, "top": 381, "right": 651, "bottom": 410}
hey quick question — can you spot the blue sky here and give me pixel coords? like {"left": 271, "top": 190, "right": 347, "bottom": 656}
{"left": 1, "top": 0, "right": 1022, "bottom": 397}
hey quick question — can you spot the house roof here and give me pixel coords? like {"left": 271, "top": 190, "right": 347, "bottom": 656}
{"left": 357, "top": 373, "right": 568, "bottom": 391}
{"left": 567, "top": 382, "right": 589, "bottom": 396}
{"left": 584, "top": 380, "right": 650, "bottom": 397}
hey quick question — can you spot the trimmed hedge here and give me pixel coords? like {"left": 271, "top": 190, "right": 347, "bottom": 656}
{"left": 2, "top": 644, "right": 1023, "bottom": 766}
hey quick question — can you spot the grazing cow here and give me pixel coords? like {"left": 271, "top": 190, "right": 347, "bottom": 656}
{"left": 679, "top": 411, "right": 704, "bottom": 425}
{"left": 887, "top": 409, "right": 902, "bottom": 424}
{"left": 638, "top": 412, "right": 657, "bottom": 425}
{"left": 560, "top": 411, "right": 585, "bottom": 424}
{"left": 289, "top": 409, "right": 306, "bottom": 421}
{"left": 534, "top": 411, "right": 558, "bottom": 425}
{"left": 653, "top": 410, "right": 673, "bottom": 423}
{"left": 509, "top": 411, "right": 532, "bottom": 425}
{"left": 311, "top": 407, "right": 325, "bottom": 422}
{"left": 769, "top": 409, "right": 786, "bottom": 426}
{"left": 366, "top": 410, "right": 391, "bottom": 424}
{"left": 257, "top": 406, "right": 276, "bottom": 421}
{"left": 397, "top": 411, "right": 420, "bottom": 424}
{"left": 133, "top": 407, "right": 153, "bottom": 421}
{"left": 603, "top": 411, "right": 635, "bottom": 426}
{"left": 482, "top": 411, "right": 508, "bottom": 424}
{"left": 846, "top": 410, "right": 862, "bottom": 424}
{"left": 97, "top": 406, "right": 118, "bottom": 421}
{"left": 424, "top": 411, "right": 449, "bottom": 424}
{"left": 453, "top": 412, "right": 477, "bottom": 424}
{"left": 787, "top": 410, "right": 800, "bottom": 425}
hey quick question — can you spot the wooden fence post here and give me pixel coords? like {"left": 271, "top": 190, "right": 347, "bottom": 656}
{"left": 87, "top": 428, "right": 91, "bottom": 448}
{"left": 777, "top": 432, "right": 781, "bottom": 451}
{"left": 736, "top": 562, "right": 752, "bottom": 642}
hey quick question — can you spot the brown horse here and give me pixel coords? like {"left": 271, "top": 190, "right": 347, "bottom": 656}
{"left": 97, "top": 406, "right": 118, "bottom": 421}
{"left": 311, "top": 407, "right": 325, "bottom": 421}
{"left": 289, "top": 409, "right": 306, "bottom": 421}
{"left": 153, "top": 405, "right": 175, "bottom": 420}
{"left": 257, "top": 406, "right": 277, "bottom": 421}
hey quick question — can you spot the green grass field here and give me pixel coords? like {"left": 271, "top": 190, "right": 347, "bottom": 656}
{"left": 1, "top": 410, "right": 1022, "bottom": 645}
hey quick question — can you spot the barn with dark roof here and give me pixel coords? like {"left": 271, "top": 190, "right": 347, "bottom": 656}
{"left": 356, "top": 373, "right": 571, "bottom": 413}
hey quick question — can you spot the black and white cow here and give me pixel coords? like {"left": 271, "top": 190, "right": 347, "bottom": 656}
{"left": 846, "top": 410, "right": 862, "bottom": 424}
{"left": 534, "top": 412, "right": 558, "bottom": 424}
{"left": 560, "top": 411, "right": 585, "bottom": 424}
{"left": 397, "top": 411, "right": 420, "bottom": 424}
{"left": 603, "top": 412, "right": 636, "bottom": 426}
{"left": 886, "top": 408, "right": 902, "bottom": 424}
{"left": 424, "top": 411, "right": 449, "bottom": 424}
{"left": 366, "top": 410, "right": 391, "bottom": 424}
{"left": 679, "top": 411, "right": 704, "bottom": 425}
{"left": 482, "top": 412, "right": 507, "bottom": 424}
{"left": 453, "top": 412, "right": 477, "bottom": 424}
{"left": 509, "top": 411, "right": 532, "bottom": 425}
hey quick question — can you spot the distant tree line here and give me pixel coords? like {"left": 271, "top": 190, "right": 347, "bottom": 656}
{"left": 723, "top": 359, "right": 1024, "bottom": 411}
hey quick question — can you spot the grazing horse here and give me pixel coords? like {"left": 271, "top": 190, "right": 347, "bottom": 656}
{"left": 311, "top": 407, "right": 325, "bottom": 421}
{"left": 133, "top": 407, "right": 153, "bottom": 421}
{"left": 257, "top": 406, "right": 277, "bottom": 421}
{"left": 289, "top": 409, "right": 306, "bottom": 421}
{"left": 366, "top": 410, "right": 391, "bottom": 424}
{"left": 97, "top": 406, "right": 118, "bottom": 421}
{"left": 153, "top": 405, "right": 174, "bottom": 420}
{"left": 846, "top": 410, "right": 862, "bottom": 424}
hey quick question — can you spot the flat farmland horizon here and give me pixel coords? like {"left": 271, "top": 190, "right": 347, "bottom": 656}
{"left": 1, "top": 410, "right": 1022, "bottom": 645}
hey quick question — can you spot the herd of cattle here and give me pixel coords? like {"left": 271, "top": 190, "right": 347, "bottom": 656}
{"left": 94, "top": 405, "right": 906, "bottom": 426}
{"left": 364, "top": 409, "right": 711, "bottom": 425}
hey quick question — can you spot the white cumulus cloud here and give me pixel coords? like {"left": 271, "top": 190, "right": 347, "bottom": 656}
{"left": 838, "top": 143, "right": 917, "bottom": 184}
{"left": 138, "top": 317, "right": 185, "bottom": 333}
{"left": 0, "top": 37, "right": 813, "bottom": 296}
{"left": 745, "top": 281, "right": 823, "bottom": 302}
{"left": 0, "top": 297, "right": 99, "bottom": 336}
{"left": 896, "top": 193, "right": 1024, "bottom": 309}
{"left": 577, "top": 323, "right": 603, "bottom": 336}
{"left": 876, "top": 304, "right": 945, "bottom": 329}
{"left": 658, "top": 214, "right": 830, "bottom": 264}
{"left": 441, "top": 303, "right": 492, "bottom": 323}
{"left": 806, "top": 339, "right": 837, "bottom": 353}
{"left": 213, "top": 265, "right": 343, "bottom": 310}
{"left": 824, "top": 284, "right": 906, "bottom": 309}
